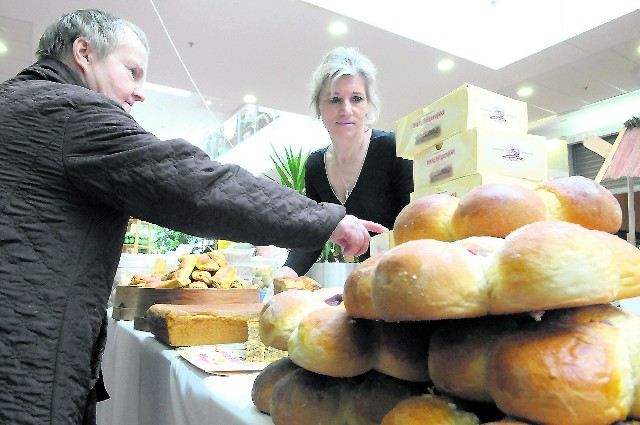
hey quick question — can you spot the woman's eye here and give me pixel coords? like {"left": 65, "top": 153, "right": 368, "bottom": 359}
{"left": 129, "top": 68, "right": 138, "bottom": 79}
{"left": 330, "top": 97, "right": 341, "bottom": 104}
{"left": 352, "top": 96, "right": 364, "bottom": 103}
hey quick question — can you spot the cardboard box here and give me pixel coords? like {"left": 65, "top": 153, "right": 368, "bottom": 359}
{"left": 370, "top": 231, "right": 395, "bottom": 256}
{"left": 411, "top": 173, "right": 542, "bottom": 201}
{"left": 396, "top": 84, "right": 529, "bottom": 159}
{"left": 545, "top": 137, "right": 570, "bottom": 179}
{"left": 412, "top": 127, "right": 548, "bottom": 188}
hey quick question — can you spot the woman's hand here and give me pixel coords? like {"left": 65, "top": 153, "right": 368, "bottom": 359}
{"left": 329, "top": 215, "right": 388, "bottom": 257}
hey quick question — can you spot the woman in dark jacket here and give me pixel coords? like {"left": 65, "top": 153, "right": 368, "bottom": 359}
{"left": 0, "top": 10, "right": 385, "bottom": 425}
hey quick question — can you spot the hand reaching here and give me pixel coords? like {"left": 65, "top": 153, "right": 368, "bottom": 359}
{"left": 329, "top": 215, "right": 388, "bottom": 257}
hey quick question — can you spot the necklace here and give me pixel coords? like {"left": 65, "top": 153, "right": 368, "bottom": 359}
{"left": 327, "top": 129, "right": 370, "bottom": 203}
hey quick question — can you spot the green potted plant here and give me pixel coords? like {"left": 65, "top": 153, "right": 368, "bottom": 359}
{"left": 269, "top": 144, "right": 309, "bottom": 195}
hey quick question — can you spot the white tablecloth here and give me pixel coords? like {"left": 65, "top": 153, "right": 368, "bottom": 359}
{"left": 97, "top": 312, "right": 274, "bottom": 425}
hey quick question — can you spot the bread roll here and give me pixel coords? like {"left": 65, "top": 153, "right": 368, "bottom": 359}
{"left": 258, "top": 290, "right": 327, "bottom": 350}
{"left": 287, "top": 305, "right": 378, "bottom": 377}
{"left": 374, "top": 320, "right": 435, "bottom": 382}
{"left": 428, "top": 316, "right": 517, "bottom": 402}
{"left": 380, "top": 394, "right": 480, "bottom": 425}
{"left": 348, "top": 371, "right": 430, "bottom": 425}
{"left": 535, "top": 175, "right": 622, "bottom": 233}
{"left": 371, "top": 239, "right": 488, "bottom": 321}
{"left": 393, "top": 193, "right": 459, "bottom": 245}
{"left": 486, "top": 220, "right": 619, "bottom": 314}
{"left": 450, "top": 183, "right": 548, "bottom": 240}
{"left": 489, "top": 314, "right": 633, "bottom": 425}
{"left": 593, "top": 230, "right": 640, "bottom": 299}
{"left": 269, "top": 368, "right": 352, "bottom": 425}
{"left": 251, "top": 357, "right": 299, "bottom": 413}
{"left": 428, "top": 304, "right": 640, "bottom": 425}
{"left": 543, "top": 304, "right": 640, "bottom": 419}
{"left": 343, "top": 254, "right": 383, "bottom": 320}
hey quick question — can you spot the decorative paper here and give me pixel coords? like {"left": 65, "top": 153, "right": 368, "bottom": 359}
{"left": 177, "top": 344, "right": 269, "bottom": 375}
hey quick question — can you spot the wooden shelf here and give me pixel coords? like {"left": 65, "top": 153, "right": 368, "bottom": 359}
{"left": 122, "top": 218, "right": 153, "bottom": 254}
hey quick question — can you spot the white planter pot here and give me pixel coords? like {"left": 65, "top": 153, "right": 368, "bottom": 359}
{"left": 306, "top": 262, "right": 358, "bottom": 288}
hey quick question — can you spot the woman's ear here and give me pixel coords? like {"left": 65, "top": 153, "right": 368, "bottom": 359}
{"left": 71, "top": 37, "right": 92, "bottom": 72}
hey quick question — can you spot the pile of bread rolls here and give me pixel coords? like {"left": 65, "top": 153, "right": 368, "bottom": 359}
{"left": 393, "top": 175, "right": 622, "bottom": 244}
{"left": 253, "top": 175, "right": 640, "bottom": 425}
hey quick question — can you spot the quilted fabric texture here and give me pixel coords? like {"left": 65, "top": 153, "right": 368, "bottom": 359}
{"left": 0, "top": 58, "right": 345, "bottom": 424}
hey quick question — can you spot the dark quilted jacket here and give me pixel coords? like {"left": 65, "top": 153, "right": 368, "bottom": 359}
{"left": 0, "top": 58, "right": 345, "bottom": 424}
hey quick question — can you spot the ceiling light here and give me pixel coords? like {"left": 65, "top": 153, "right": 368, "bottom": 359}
{"left": 0, "top": 40, "right": 7, "bottom": 56}
{"left": 243, "top": 94, "right": 257, "bottom": 104}
{"left": 328, "top": 21, "right": 348, "bottom": 36}
{"left": 299, "top": 0, "right": 637, "bottom": 69}
{"left": 437, "top": 59, "right": 454, "bottom": 71}
{"left": 517, "top": 86, "right": 534, "bottom": 97}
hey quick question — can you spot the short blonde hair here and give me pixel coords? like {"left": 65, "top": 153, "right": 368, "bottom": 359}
{"left": 310, "top": 47, "right": 381, "bottom": 126}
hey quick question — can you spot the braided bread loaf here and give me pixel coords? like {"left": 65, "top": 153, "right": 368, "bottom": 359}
{"left": 428, "top": 304, "right": 640, "bottom": 425}
{"left": 349, "top": 220, "right": 640, "bottom": 321}
{"left": 258, "top": 303, "right": 640, "bottom": 424}
{"left": 393, "top": 175, "right": 622, "bottom": 245}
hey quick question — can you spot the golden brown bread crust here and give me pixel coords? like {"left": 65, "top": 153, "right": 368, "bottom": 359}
{"left": 380, "top": 394, "right": 480, "bottom": 425}
{"left": 251, "top": 357, "right": 299, "bottom": 414}
{"left": 486, "top": 221, "right": 619, "bottom": 314}
{"left": 258, "top": 290, "right": 326, "bottom": 351}
{"left": 392, "top": 177, "right": 621, "bottom": 247}
{"left": 273, "top": 276, "right": 322, "bottom": 293}
{"left": 450, "top": 183, "right": 548, "bottom": 240}
{"left": 489, "top": 317, "right": 633, "bottom": 425}
{"left": 535, "top": 175, "right": 622, "bottom": 233}
{"left": 145, "top": 303, "right": 263, "bottom": 347}
{"left": 287, "top": 305, "right": 378, "bottom": 377}
{"left": 348, "top": 220, "right": 640, "bottom": 322}
{"left": 343, "top": 254, "right": 383, "bottom": 320}
{"left": 427, "top": 304, "right": 640, "bottom": 425}
{"left": 371, "top": 239, "right": 488, "bottom": 321}
{"left": 393, "top": 193, "right": 459, "bottom": 245}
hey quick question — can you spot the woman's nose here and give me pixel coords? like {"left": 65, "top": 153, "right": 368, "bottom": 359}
{"left": 340, "top": 100, "right": 352, "bottom": 115}
{"left": 132, "top": 87, "right": 146, "bottom": 103}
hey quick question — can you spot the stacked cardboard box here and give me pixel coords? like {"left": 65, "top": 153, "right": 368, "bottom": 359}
{"left": 396, "top": 84, "right": 555, "bottom": 201}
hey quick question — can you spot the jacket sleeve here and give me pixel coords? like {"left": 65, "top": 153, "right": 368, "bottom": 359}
{"left": 61, "top": 98, "right": 345, "bottom": 250}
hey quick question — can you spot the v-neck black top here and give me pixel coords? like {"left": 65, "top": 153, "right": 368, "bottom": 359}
{"left": 284, "top": 129, "right": 414, "bottom": 275}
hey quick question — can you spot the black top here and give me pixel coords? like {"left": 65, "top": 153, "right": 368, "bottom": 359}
{"left": 284, "top": 129, "right": 414, "bottom": 274}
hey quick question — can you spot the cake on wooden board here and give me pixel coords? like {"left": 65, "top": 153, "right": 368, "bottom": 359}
{"left": 143, "top": 303, "right": 264, "bottom": 347}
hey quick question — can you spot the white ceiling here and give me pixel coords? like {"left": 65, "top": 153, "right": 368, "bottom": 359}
{"left": 1, "top": 1, "right": 640, "bottom": 148}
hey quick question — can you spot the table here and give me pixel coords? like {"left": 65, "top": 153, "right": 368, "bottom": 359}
{"left": 97, "top": 312, "right": 274, "bottom": 425}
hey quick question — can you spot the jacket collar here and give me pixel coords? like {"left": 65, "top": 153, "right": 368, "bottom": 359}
{"left": 16, "top": 57, "right": 87, "bottom": 89}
